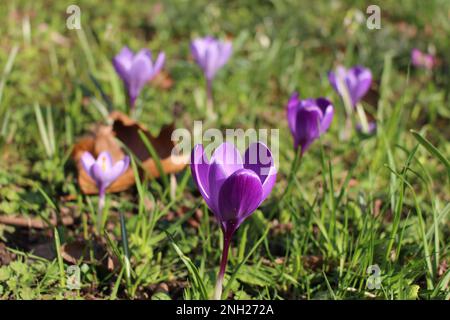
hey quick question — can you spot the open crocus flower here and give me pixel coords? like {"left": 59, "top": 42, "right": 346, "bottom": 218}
{"left": 81, "top": 151, "right": 131, "bottom": 276}
{"left": 190, "top": 142, "right": 276, "bottom": 299}
{"left": 191, "top": 36, "right": 232, "bottom": 113}
{"left": 328, "top": 65, "right": 372, "bottom": 108}
{"left": 287, "top": 92, "right": 334, "bottom": 154}
{"left": 191, "top": 36, "right": 232, "bottom": 81}
{"left": 113, "top": 46, "right": 165, "bottom": 109}
{"left": 411, "top": 48, "right": 435, "bottom": 70}
{"left": 80, "top": 151, "right": 130, "bottom": 210}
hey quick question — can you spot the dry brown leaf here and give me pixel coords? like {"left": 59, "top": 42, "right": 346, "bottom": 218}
{"left": 61, "top": 240, "right": 103, "bottom": 264}
{"left": 61, "top": 239, "right": 119, "bottom": 272}
{"left": 72, "top": 111, "right": 189, "bottom": 195}
{"left": 150, "top": 70, "right": 174, "bottom": 90}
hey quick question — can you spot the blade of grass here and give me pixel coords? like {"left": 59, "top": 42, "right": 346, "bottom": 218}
{"left": 33, "top": 103, "right": 52, "bottom": 157}
{"left": 54, "top": 228, "right": 66, "bottom": 288}
{"left": 138, "top": 129, "right": 169, "bottom": 189}
{"left": 411, "top": 129, "right": 450, "bottom": 182}
{"left": 167, "top": 232, "right": 208, "bottom": 300}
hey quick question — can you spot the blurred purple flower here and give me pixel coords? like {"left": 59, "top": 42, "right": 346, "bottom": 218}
{"left": 328, "top": 65, "right": 372, "bottom": 107}
{"left": 191, "top": 36, "right": 232, "bottom": 81}
{"left": 190, "top": 142, "right": 276, "bottom": 299}
{"left": 286, "top": 92, "right": 334, "bottom": 154}
{"left": 356, "top": 121, "right": 377, "bottom": 135}
{"left": 81, "top": 151, "right": 130, "bottom": 209}
{"left": 113, "top": 46, "right": 165, "bottom": 109}
{"left": 411, "top": 48, "right": 435, "bottom": 70}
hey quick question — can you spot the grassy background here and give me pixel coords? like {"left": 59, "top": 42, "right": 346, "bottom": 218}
{"left": 0, "top": 0, "right": 449, "bottom": 299}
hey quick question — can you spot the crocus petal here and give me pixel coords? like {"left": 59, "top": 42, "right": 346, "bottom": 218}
{"left": 328, "top": 71, "right": 337, "bottom": 92}
{"left": 330, "top": 66, "right": 348, "bottom": 94}
{"left": 80, "top": 152, "right": 96, "bottom": 176}
{"left": 207, "top": 142, "right": 243, "bottom": 215}
{"left": 191, "top": 38, "right": 210, "bottom": 68}
{"left": 109, "top": 156, "right": 130, "bottom": 182}
{"left": 128, "top": 49, "right": 153, "bottom": 99}
{"left": 295, "top": 105, "right": 323, "bottom": 152}
{"left": 190, "top": 144, "right": 211, "bottom": 203}
{"left": 411, "top": 48, "right": 422, "bottom": 66}
{"left": 209, "top": 142, "right": 243, "bottom": 176}
{"left": 352, "top": 66, "right": 372, "bottom": 105}
{"left": 90, "top": 163, "right": 110, "bottom": 188}
{"left": 218, "top": 41, "right": 232, "bottom": 68}
{"left": 112, "top": 46, "right": 134, "bottom": 83}
{"left": 96, "top": 151, "right": 113, "bottom": 172}
{"left": 316, "top": 98, "right": 334, "bottom": 134}
{"left": 287, "top": 92, "right": 300, "bottom": 134}
{"left": 205, "top": 44, "right": 220, "bottom": 79}
{"left": 243, "top": 142, "right": 276, "bottom": 202}
{"left": 152, "top": 52, "right": 166, "bottom": 77}
{"left": 207, "top": 161, "right": 228, "bottom": 216}
{"left": 217, "top": 169, "right": 263, "bottom": 223}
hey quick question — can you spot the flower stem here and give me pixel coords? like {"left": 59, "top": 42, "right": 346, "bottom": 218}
{"left": 355, "top": 102, "right": 369, "bottom": 134}
{"left": 129, "top": 95, "right": 136, "bottom": 113}
{"left": 283, "top": 147, "right": 303, "bottom": 201}
{"left": 213, "top": 227, "right": 234, "bottom": 300}
{"left": 206, "top": 78, "right": 214, "bottom": 118}
{"left": 97, "top": 188, "right": 106, "bottom": 235}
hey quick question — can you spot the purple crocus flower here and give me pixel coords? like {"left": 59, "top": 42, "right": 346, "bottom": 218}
{"left": 191, "top": 36, "right": 232, "bottom": 112}
{"left": 191, "top": 36, "right": 232, "bottom": 81}
{"left": 113, "top": 46, "right": 165, "bottom": 109}
{"left": 286, "top": 92, "right": 334, "bottom": 154}
{"left": 411, "top": 48, "right": 435, "bottom": 70}
{"left": 191, "top": 142, "right": 276, "bottom": 299}
{"left": 80, "top": 151, "right": 130, "bottom": 211}
{"left": 328, "top": 65, "right": 372, "bottom": 107}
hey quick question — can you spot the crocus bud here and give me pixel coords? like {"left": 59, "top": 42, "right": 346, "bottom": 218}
{"left": 328, "top": 65, "right": 372, "bottom": 107}
{"left": 113, "top": 46, "right": 165, "bottom": 109}
{"left": 191, "top": 36, "right": 232, "bottom": 81}
{"left": 411, "top": 48, "right": 435, "bottom": 70}
{"left": 286, "top": 92, "right": 334, "bottom": 154}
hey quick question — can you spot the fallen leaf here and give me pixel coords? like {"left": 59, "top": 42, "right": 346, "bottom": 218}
{"left": 72, "top": 111, "right": 189, "bottom": 194}
{"left": 150, "top": 70, "right": 174, "bottom": 90}
{"left": 61, "top": 239, "right": 119, "bottom": 272}
{"left": 61, "top": 240, "right": 104, "bottom": 264}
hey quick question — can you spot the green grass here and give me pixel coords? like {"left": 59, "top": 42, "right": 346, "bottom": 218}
{"left": 0, "top": 0, "right": 449, "bottom": 300}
